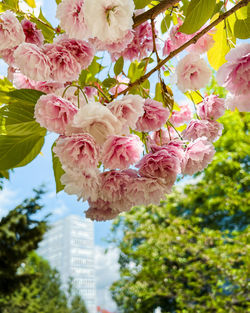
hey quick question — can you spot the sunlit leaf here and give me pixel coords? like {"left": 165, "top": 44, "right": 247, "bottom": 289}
{"left": 180, "top": 0, "right": 216, "bottom": 34}
{"left": 207, "top": 21, "right": 231, "bottom": 70}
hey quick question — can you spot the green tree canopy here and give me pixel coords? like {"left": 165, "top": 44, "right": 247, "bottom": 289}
{"left": 110, "top": 111, "right": 250, "bottom": 312}
{"left": 0, "top": 252, "right": 88, "bottom": 313}
{"left": 167, "top": 111, "right": 250, "bottom": 231}
{"left": 0, "top": 188, "right": 48, "bottom": 295}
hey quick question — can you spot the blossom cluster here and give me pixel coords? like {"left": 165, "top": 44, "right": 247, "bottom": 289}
{"left": 0, "top": 1, "right": 248, "bottom": 221}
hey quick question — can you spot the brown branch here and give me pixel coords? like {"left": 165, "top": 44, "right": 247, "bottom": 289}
{"left": 151, "top": 19, "right": 160, "bottom": 63}
{"left": 120, "top": 0, "right": 250, "bottom": 97}
{"left": 133, "top": 0, "right": 180, "bottom": 29}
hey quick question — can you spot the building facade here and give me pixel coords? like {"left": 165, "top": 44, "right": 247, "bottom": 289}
{"left": 38, "top": 215, "right": 96, "bottom": 313}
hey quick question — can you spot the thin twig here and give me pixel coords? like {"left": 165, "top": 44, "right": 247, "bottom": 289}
{"left": 119, "top": 0, "right": 250, "bottom": 97}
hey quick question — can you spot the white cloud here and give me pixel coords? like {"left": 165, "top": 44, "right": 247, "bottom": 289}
{"left": 0, "top": 188, "right": 19, "bottom": 219}
{"left": 95, "top": 246, "right": 120, "bottom": 312}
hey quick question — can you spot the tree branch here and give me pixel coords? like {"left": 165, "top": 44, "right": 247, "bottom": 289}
{"left": 133, "top": 0, "right": 180, "bottom": 29}
{"left": 120, "top": 0, "right": 250, "bottom": 97}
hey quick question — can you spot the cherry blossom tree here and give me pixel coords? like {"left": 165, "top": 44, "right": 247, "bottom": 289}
{"left": 0, "top": 0, "right": 249, "bottom": 221}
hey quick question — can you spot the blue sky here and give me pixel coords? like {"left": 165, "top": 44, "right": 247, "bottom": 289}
{"left": 0, "top": 0, "right": 115, "bottom": 248}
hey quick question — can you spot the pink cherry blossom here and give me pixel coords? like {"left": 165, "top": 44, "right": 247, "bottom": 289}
{"left": 85, "top": 199, "right": 119, "bottom": 221}
{"left": 0, "top": 11, "right": 25, "bottom": 50}
{"left": 56, "top": 37, "right": 94, "bottom": 69}
{"left": 108, "top": 94, "right": 145, "bottom": 134}
{"left": 101, "top": 134, "right": 144, "bottom": 170}
{"left": 34, "top": 81, "right": 64, "bottom": 94}
{"left": 110, "top": 21, "right": 153, "bottom": 61}
{"left": 7, "top": 66, "right": 16, "bottom": 82}
{"left": 169, "top": 103, "right": 192, "bottom": 127}
{"left": 61, "top": 168, "right": 100, "bottom": 201}
{"left": 137, "top": 145, "right": 182, "bottom": 189}
{"left": 225, "top": 93, "right": 250, "bottom": 112}
{"left": 14, "top": 43, "right": 51, "bottom": 81}
{"left": 44, "top": 43, "right": 81, "bottom": 83}
{"left": 84, "top": 86, "right": 97, "bottom": 98}
{"left": 83, "top": 0, "right": 134, "bottom": 43}
{"left": 197, "top": 95, "right": 225, "bottom": 120}
{"left": 176, "top": 53, "right": 212, "bottom": 92}
{"left": 91, "top": 30, "right": 134, "bottom": 54}
{"left": 34, "top": 94, "right": 78, "bottom": 134}
{"left": 163, "top": 38, "right": 174, "bottom": 56}
{"left": 53, "top": 133, "right": 100, "bottom": 170}
{"left": 182, "top": 119, "right": 223, "bottom": 142}
{"left": 147, "top": 128, "right": 178, "bottom": 150}
{"left": 71, "top": 101, "right": 122, "bottom": 144}
{"left": 0, "top": 47, "right": 16, "bottom": 65}
{"left": 169, "top": 21, "right": 192, "bottom": 49}
{"left": 217, "top": 43, "right": 250, "bottom": 96}
{"left": 181, "top": 137, "right": 215, "bottom": 175}
{"left": 21, "top": 19, "right": 44, "bottom": 47}
{"left": 187, "top": 31, "right": 214, "bottom": 54}
{"left": 126, "top": 177, "right": 166, "bottom": 206}
{"left": 13, "top": 72, "right": 63, "bottom": 93}
{"left": 136, "top": 99, "right": 170, "bottom": 132}
{"left": 56, "top": 0, "right": 89, "bottom": 40}
{"left": 110, "top": 75, "right": 130, "bottom": 95}
{"left": 99, "top": 170, "right": 136, "bottom": 205}
{"left": 13, "top": 72, "right": 36, "bottom": 89}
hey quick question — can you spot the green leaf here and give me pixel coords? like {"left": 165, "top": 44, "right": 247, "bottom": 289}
{"left": 134, "top": 0, "right": 152, "bottom": 9}
{"left": 128, "top": 61, "right": 144, "bottom": 83}
{"left": 114, "top": 57, "right": 124, "bottom": 76}
{"left": 207, "top": 21, "right": 231, "bottom": 70}
{"left": 55, "top": 0, "right": 62, "bottom": 4}
{"left": 0, "top": 78, "right": 15, "bottom": 105}
{"left": 0, "top": 102, "right": 45, "bottom": 136}
{"left": 185, "top": 91, "right": 203, "bottom": 104}
{"left": 52, "top": 142, "right": 65, "bottom": 193}
{"left": 0, "top": 170, "right": 9, "bottom": 179}
{"left": 161, "top": 14, "right": 171, "bottom": 34}
{"left": 29, "top": 9, "right": 55, "bottom": 43}
{"left": 23, "top": 0, "right": 36, "bottom": 8}
{"left": 0, "top": 134, "right": 45, "bottom": 170}
{"left": 179, "top": 0, "right": 216, "bottom": 34}
{"left": 154, "top": 83, "right": 164, "bottom": 103}
{"left": 102, "top": 78, "right": 117, "bottom": 88}
{"left": 1, "top": 0, "right": 19, "bottom": 10}
{"left": 234, "top": 5, "right": 250, "bottom": 39}
{"left": 1, "top": 89, "right": 45, "bottom": 106}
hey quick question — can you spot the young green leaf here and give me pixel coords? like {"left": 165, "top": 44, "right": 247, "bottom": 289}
{"left": 114, "top": 57, "right": 124, "bottom": 76}
{"left": 52, "top": 142, "right": 65, "bottom": 193}
{"left": 134, "top": 0, "right": 152, "bottom": 9}
{"left": 179, "top": 0, "right": 216, "bottom": 34}
{"left": 0, "top": 134, "right": 45, "bottom": 170}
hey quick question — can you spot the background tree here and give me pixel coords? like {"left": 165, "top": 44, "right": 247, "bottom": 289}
{"left": 0, "top": 252, "right": 88, "bottom": 313}
{"left": 110, "top": 110, "right": 250, "bottom": 312}
{"left": 0, "top": 188, "right": 48, "bottom": 295}
{"left": 0, "top": 189, "right": 88, "bottom": 313}
{"left": 167, "top": 110, "right": 250, "bottom": 231}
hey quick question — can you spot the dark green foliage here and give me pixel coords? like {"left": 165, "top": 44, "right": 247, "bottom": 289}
{"left": 0, "top": 188, "right": 48, "bottom": 295}
{"left": 0, "top": 252, "right": 69, "bottom": 313}
{"left": 0, "top": 253, "right": 88, "bottom": 313}
{"left": 111, "top": 207, "right": 249, "bottom": 313}
{"left": 110, "top": 111, "right": 250, "bottom": 312}
{"left": 70, "top": 294, "right": 88, "bottom": 313}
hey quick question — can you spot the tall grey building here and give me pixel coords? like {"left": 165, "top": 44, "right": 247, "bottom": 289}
{"left": 38, "top": 215, "right": 96, "bottom": 313}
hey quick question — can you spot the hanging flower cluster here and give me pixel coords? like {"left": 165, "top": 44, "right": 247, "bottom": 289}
{"left": 0, "top": 0, "right": 249, "bottom": 221}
